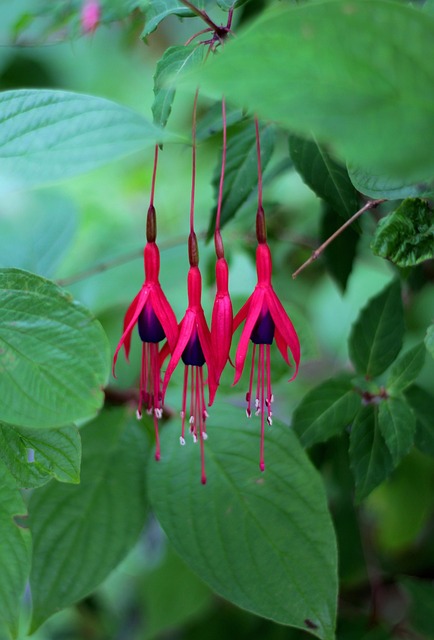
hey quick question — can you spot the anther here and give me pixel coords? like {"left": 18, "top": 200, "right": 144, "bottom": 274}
{"left": 246, "top": 409, "right": 251, "bottom": 418}
{"left": 155, "top": 408, "right": 163, "bottom": 419}
{"left": 136, "top": 410, "right": 142, "bottom": 420}
{"left": 267, "top": 416, "right": 273, "bottom": 426}
{"left": 180, "top": 436, "right": 186, "bottom": 446}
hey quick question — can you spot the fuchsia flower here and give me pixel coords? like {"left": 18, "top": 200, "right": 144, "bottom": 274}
{"left": 233, "top": 240, "right": 300, "bottom": 472}
{"left": 113, "top": 224, "right": 178, "bottom": 461}
{"left": 211, "top": 256, "right": 233, "bottom": 384}
{"left": 81, "top": 0, "right": 101, "bottom": 34}
{"left": 162, "top": 238, "right": 216, "bottom": 485}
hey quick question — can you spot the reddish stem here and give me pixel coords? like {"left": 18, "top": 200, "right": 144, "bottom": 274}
{"left": 150, "top": 144, "right": 159, "bottom": 208}
{"left": 254, "top": 116, "right": 263, "bottom": 210}
{"left": 190, "top": 88, "right": 199, "bottom": 235}
{"left": 214, "top": 97, "right": 227, "bottom": 259}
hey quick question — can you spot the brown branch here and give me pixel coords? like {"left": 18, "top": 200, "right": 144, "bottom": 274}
{"left": 292, "top": 199, "right": 386, "bottom": 279}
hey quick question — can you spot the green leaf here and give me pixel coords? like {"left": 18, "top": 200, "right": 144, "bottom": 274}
{"left": 152, "top": 45, "right": 205, "bottom": 129}
{"left": 0, "top": 268, "right": 109, "bottom": 429}
{"left": 196, "top": 101, "right": 245, "bottom": 141}
{"left": 425, "top": 323, "right": 434, "bottom": 360}
{"left": 148, "top": 405, "right": 338, "bottom": 640}
{"left": 292, "top": 375, "right": 360, "bottom": 448}
{"left": 141, "top": 0, "right": 201, "bottom": 38}
{"left": 321, "top": 204, "right": 360, "bottom": 292}
{"left": 400, "top": 577, "right": 434, "bottom": 637}
{"left": 0, "top": 460, "right": 32, "bottom": 640}
{"left": 0, "top": 423, "right": 81, "bottom": 488}
{"left": 349, "top": 405, "right": 395, "bottom": 501}
{"left": 0, "top": 90, "right": 170, "bottom": 193}
{"left": 371, "top": 199, "right": 434, "bottom": 267}
{"left": 348, "top": 165, "right": 434, "bottom": 200}
{"left": 186, "top": 0, "right": 434, "bottom": 181}
{"left": 378, "top": 397, "right": 416, "bottom": 465}
{"left": 208, "top": 122, "right": 275, "bottom": 236}
{"left": 29, "top": 408, "right": 150, "bottom": 631}
{"left": 140, "top": 544, "right": 212, "bottom": 639}
{"left": 289, "top": 134, "right": 360, "bottom": 219}
{"left": 386, "top": 343, "right": 426, "bottom": 395}
{"left": 405, "top": 385, "right": 434, "bottom": 456}
{"left": 348, "top": 280, "right": 404, "bottom": 378}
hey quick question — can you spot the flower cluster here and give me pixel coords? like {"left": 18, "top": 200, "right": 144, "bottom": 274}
{"left": 113, "top": 115, "right": 300, "bottom": 483}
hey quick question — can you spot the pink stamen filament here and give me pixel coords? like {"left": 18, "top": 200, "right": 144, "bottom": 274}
{"left": 181, "top": 366, "right": 189, "bottom": 443}
{"left": 198, "top": 367, "right": 207, "bottom": 484}
{"left": 266, "top": 344, "right": 273, "bottom": 425}
{"left": 259, "top": 344, "right": 265, "bottom": 472}
{"left": 151, "top": 343, "right": 161, "bottom": 460}
{"left": 246, "top": 344, "right": 256, "bottom": 417}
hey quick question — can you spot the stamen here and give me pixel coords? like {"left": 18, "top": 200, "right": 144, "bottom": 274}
{"left": 198, "top": 367, "right": 207, "bottom": 484}
{"left": 155, "top": 408, "right": 163, "bottom": 419}
{"left": 180, "top": 436, "right": 186, "bottom": 446}
{"left": 136, "top": 409, "right": 142, "bottom": 420}
{"left": 259, "top": 344, "right": 265, "bottom": 472}
{"left": 246, "top": 344, "right": 256, "bottom": 417}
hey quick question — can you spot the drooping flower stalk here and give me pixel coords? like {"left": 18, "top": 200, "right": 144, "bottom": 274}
{"left": 232, "top": 117, "right": 300, "bottom": 472}
{"left": 162, "top": 90, "right": 216, "bottom": 484}
{"left": 211, "top": 97, "right": 233, "bottom": 387}
{"left": 113, "top": 145, "right": 178, "bottom": 461}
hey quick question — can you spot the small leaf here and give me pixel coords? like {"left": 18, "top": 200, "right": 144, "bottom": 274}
{"left": 348, "top": 280, "right": 404, "bottom": 378}
{"left": 349, "top": 405, "right": 395, "bottom": 501}
{"left": 29, "top": 408, "right": 150, "bottom": 631}
{"left": 141, "top": 0, "right": 202, "bottom": 39}
{"left": 425, "top": 323, "right": 434, "bottom": 360}
{"left": 378, "top": 397, "right": 416, "bottom": 465}
{"left": 0, "top": 268, "right": 110, "bottom": 429}
{"left": 405, "top": 385, "right": 434, "bottom": 456}
{"left": 148, "top": 405, "right": 338, "bottom": 640}
{"left": 321, "top": 204, "right": 360, "bottom": 292}
{"left": 152, "top": 45, "right": 205, "bottom": 129}
{"left": 0, "top": 460, "right": 32, "bottom": 640}
{"left": 0, "top": 90, "right": 170, "bottom": 193}
{"left": 289, "top": 134, "right": 360, "bottom": 219}
{"left": 348, "top": 165, "right": 434, "bottom": 200}
{"left": 386, "top": 343, "right": 426, "bottom": 395}
{"left": 0, "top": 423, "right": 81, "bottom": 488}
{"left": 292, "top": 375, "right": 360, "bottom": 448}
{"left": 371, "top": 198, "right": 434, "bottom": 267}
{"left": 208, "top": 122, "right": 275, "bottom": 236}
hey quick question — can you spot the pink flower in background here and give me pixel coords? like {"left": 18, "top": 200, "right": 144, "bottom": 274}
{"left": 81, "top": 0, "right": 101, "bottom": 34}
{"left": 233, "top": 241, "right": 300, "bottom": 472}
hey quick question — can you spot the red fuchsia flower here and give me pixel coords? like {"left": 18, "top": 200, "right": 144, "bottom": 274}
{"left": 81, "top": 0, "right": 101, "bottom": 34}
{"left": 112, "top": 208, "right": 178, "bottom": 461}
{"left": 162, "top": 234, "right": 216, "bottom": 485}
{"left": 211, "top": 255, "right": 233, "bottom": 385}
{"left": 233, "top": 239, "right": 300, "bottom": 472}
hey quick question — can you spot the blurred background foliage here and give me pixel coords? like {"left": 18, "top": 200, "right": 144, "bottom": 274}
{"left": 1, "top": 1, "right": 434, "bottom": 639}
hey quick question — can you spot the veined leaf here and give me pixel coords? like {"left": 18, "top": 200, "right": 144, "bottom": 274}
{"left": 141, "top": 0, "right": 208, "bottom": 38}
{"left": 0, "top": 423, "right": 81, "bottom": 488}
{"left": 148, "top": 405, "right": 338, "bottom": 640}
{"left": 0, "top": 90, "right": 170, "bottom": 193}
{"left": 185, "top": 0, "right": 434, "bottom": 181}
{"left": 29, "top": 409, "right": 150, "bottom": 631}
{"left": 378, "top": 397, "right": 416, "bottom": 465}
{"left": 196, "top": 101, "right": 245, "bottom": 141}
{"left": 348, "top": 165, "right": 434, "bottom": 200}
{"left": 321, "top": 204, "right": 360, "bottom": 292}
{"left": 386, "top": 343, "right": 426, "bottom": 395}
{"left": 289, "top": 134, "right": 360, "bottom": 219}
{"left": 0, "top": 269, "right": 109, "bottom": 429}
{"left": 349, "top": 405, "right": 395, "bottom": 502}
{"left": 293, "top": 375, "right": 360, "bottom": 448}
{"left": 405, "top": 385, "right": 434, "bottom": 456}
{"left": 152, "top": 45, "right": 205, "bottom": 129}
{"left": 425, "top": 324, "right": 434, "bottom": 360}
{"left": 0, "top": 460, "right": 32, "bottom": 640}
{"left": 349, "top": 280, "right": 404, "bottom": 378}
{"left": 371, "top": 199, "right": 434, "bottom": 267}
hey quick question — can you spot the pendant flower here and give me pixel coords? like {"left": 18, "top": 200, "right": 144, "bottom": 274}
{"left": 211, "top": 256, "right": 233, "bottom": 385}
{"left": 162, "top": 260, "right": 216, "bottom": 485}
{"left": 233, "top": 241, "right": 300, "bottom": 472}
{"left": 81, "top": 0, "right": 101, "bottom": 34}
{"left": 113, "top": 238, "right": 178, "bottom": 461}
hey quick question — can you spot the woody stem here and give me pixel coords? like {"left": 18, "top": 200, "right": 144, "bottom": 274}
{"left": 292, "top": 199, "right": 387, "bottom": 279}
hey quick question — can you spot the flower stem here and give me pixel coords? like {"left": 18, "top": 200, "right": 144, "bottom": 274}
{"left": 150, "top": 144, "right": 159, "bottom": 208}
{"left": 214, "top": 97, "right": 227, "bottom": 259}
{"left": 292, "top": 198, "right": 387, "bottom": 279}
{"left": 254, "top": 116, "right": 267, "bottom": 244}
{"left": 178, "top": 0, "right": 224, "bottom": 35}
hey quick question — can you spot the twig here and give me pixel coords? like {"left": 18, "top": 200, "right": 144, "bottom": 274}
{"left": 178, "top": 0, "right": 221, "bottom": 33}
{"left": 292, "top": 198, "right": 386, "bottom": 279}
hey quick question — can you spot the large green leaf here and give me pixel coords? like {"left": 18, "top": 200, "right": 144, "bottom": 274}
{"left": 349, "top": 405, "right": 395, "bottom": 501}
{"left": 348, "top": 165, "right": 434, "bottom": 200}
{"left": 425, "top": 324, "right": 434, "bottom": 360}
{"left": 371, "top": 199, "right": 434, "bottom": 267}
{"left": 348, "top": 280, "right": 404, "bottom": 378}
{"left": 0, "top": 269, "right": 109, "bottom": 429}
{"left": 0, "top": 423, "right": 81, "bottom": 489}
{"left": 186, "top": 0, "right": 434, "bottom": 181}
{"left": 0, "top": 90, "right": 169, "bottom": 193}
{"left": 148, "top": 405, "right": 338, "bottom": 640}
{"left": 141, "top": 0, "right": 198, "bottom": 39}
{"left": 208, "top": 122, "right": 275, "bottom": 236}
{"left": 378, "top": 397, "right": 416, "bottom": 465}
{"left": 386, "top": 343, "right": 426, "bottom": 396}
{"left": 292, "top": 375, "right": 360, "bottom": 448}
{"left": 405, "top": 385, "right": 434, "bottom": 456}
{"left": 29, "top": 408, "right": 150, "bottom": 631}
{"left": 289, "top": 134, "right": 360, "bottom": 219}
{"left": 152, "top": 45, "right": 205, "bottom": 129}
{"left": 0, "top": 460, "right": 32, "bottom": 640}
